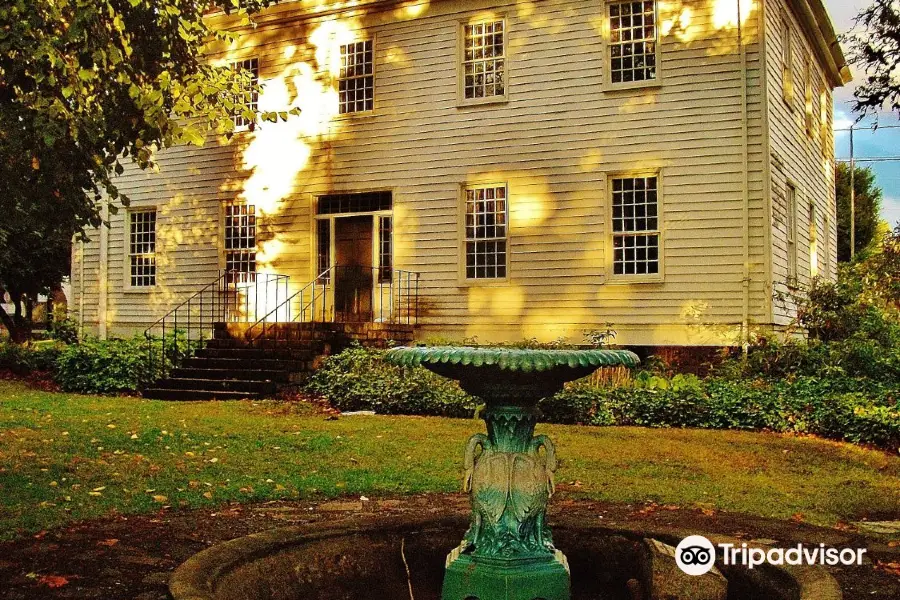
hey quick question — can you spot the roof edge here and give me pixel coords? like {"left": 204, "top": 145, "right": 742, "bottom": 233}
{"left": 790, "top": 0, "right": 852, "bottom": 87}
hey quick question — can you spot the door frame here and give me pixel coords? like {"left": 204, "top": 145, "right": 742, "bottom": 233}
{"left": 313, "top": 209, "right": 392, "bottom": 278}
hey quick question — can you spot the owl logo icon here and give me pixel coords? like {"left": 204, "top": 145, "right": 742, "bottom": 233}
{"left": 675, "top": 535, "right": 716, "bottom": 576}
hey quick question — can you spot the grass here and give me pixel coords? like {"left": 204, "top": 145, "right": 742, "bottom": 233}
{"left": 0, "top": 380, "right": 898, "bottom": 540}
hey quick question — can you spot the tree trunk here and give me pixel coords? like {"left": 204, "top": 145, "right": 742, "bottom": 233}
{"left": 0, "top": 304, "right": 28, "bottom": 343}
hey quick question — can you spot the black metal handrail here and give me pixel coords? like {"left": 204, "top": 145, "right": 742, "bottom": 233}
{"left": 142, "top": 270, "right": 290, "bottom": 384}
{"left": 244, "top": 266, "right": 420, "bottom": 344}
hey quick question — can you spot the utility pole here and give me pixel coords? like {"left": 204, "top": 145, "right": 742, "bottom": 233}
{"left": 850, "top": 125, "right": 856, "bottom": 259}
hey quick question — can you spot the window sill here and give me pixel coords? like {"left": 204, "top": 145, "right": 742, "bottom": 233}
{"left": 334, "top": 109, "right": 376, "bottom": 120}
{"left": 605, "top": 276, "right": 664, "bottom": 286}
{"left": 123, "top": 286, "right": 157, "bottom": 294}
{"left": 604, "top": 80, "right": 662, "bottom": 93}
{"left": 457, "top": 96, "right": 509, "bottom": 109}
{"left": 458, "top": 277, "right": 510, "bottom": 287}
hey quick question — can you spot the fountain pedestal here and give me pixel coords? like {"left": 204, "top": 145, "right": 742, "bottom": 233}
{"left": 386, "top": 347, "right": 640, "bottom": 600}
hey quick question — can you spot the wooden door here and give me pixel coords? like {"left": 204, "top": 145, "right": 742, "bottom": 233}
{"left": 333, "top": 216, "right": 374, "bottom": 321}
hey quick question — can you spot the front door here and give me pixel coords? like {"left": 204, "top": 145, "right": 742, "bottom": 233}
{"left": 333, "top": 216, "right": 374, "bottom": 321}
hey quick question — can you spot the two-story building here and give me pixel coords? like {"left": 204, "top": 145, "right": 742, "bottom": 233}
{"left": 70, "top": 0, "right": 850, "bottom": 349}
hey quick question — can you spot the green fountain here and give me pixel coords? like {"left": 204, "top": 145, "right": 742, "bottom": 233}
{"left": 385, "top": 346, "right": 641, "bottom": 600}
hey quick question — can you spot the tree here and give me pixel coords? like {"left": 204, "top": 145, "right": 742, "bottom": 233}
{"left": 0, "top": 209, "right": 71, "bottom": 343}
{"left": 0, "top": 0, "right": 292, "bottom": 341}
{"left": 835, "top": 163, "right": 883, "bottom": 262}
{"left": 845, "top": 0, "right": 900, "bottom": 119}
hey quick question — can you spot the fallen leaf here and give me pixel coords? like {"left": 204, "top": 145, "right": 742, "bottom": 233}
{"left": 152, "top": 495, "right": 168, "bottom": 503}
{"left": 37, "top": 575, "right": 70, "bottom": 588}
{"left": 97, "top": 539, "right": 119, "bottom": 547}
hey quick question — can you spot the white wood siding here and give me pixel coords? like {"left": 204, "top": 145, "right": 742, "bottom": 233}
{"left": 763, "top": 0, "right": 838, "bottom": 328}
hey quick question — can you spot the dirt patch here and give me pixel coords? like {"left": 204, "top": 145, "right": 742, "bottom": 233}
{"left": 0, "top": 495, "right": 897, "bottom": 600}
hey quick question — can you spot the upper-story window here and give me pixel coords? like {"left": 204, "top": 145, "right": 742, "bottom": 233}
{"left": 782, "top": 17, "right": 794, "bottom": 105}
{"left": 819, "top": 85, "right": 829, "bottom": 155}
{"left": 608, "top": 1, "right": 658, "bottom": 85}
{"left": 225, "top": 203, "right": 257, "bottom": 284}
{"left": 339, "top": 40, "right": 374, "bottom": 114}
{"left": 461, "top": 19, "right": 506, "bottom": 102}
{"left": 129, "top": 209, "right": 157, "bottom": 288}
{"left": 231, "top": 58, "right": 259, "bottom": 129}
{"left": 464, "top": 184, "right": 508, "bottom": 279}
{"left": 804, "top": 59, "right": 814, "bottom": 137}
{"left": 611, "top": 175, "right": 660, "bottom": 277}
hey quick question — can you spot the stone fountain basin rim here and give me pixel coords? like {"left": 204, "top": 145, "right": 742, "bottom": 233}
{"left": 384, "top": 346, "right": 641, "bottom": 372}
{"left": 168, "top": 515, "right": 841, "bottom": 600}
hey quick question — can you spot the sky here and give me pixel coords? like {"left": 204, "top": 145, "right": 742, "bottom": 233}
{"left": 825, "top": 0, "right": 900, "bottom": 227}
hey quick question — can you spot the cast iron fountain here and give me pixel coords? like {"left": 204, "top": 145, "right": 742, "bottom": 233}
{"left": 385, "top": 346, "right": 640, "bottom": 600}
{"left": 169, "top": 345, "right": 844, "bottom": 600}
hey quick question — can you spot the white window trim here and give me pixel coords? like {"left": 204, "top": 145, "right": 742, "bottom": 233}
{"left": 819, "top": 84, "right": 829, "bottom": 155}
{"left": 804, "top": 59, "right": 814, "bottom": 138}
{"left": 124, "top": 207, "right": 158, "bottom": 292}
{"left": 785, "top": 181, "right": 799, "bottom": 287}
{"left": 335, "top": 35, "right": 376, "bottom": 118}
{"left": 809, "top": 201, "right": 818, "bottom": 278}
{"left": 220, "top": 201, "right": 258, "bottom": 286}
{"left": 457, "top": 15, "right": 510, "bottom": 107}
{"left": 603, "top": 0, "right": 663, "bottom": 92}
{"left": 606, "top": 171, "right": 664, "bottom": 284}
{"left": 458, "top": 182, "right": 511, "bottom": 285}
{"left": 230, "top": 57, "right": 259, "bottom": 133}
{"left": 782, "top": 16, "right": 795, "bottom": 108}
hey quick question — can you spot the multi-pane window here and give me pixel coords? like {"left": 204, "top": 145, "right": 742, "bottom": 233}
{"left": 224, "top": 203, "right": 257, "bottom": 283}
{"left": 462, "top": 20, "right": 506, "bottom": 100}
{"left": 465, "top": 185, "right": 508, "bottom": 279}
{"left": 339, "top": 40, "right": 374, "bottom": 114}
{"left": 786, "top": 183, "right": 798, "bottom": 283}
{"left": 612, "top": 176, "right": 660, "bottom": 276}
{"left": 231, "top": 58, "right": 259, "bottom": 129}
{"left": 318, "top": 192, "right": 392, "bottom": 215}
{"left": 608, "top": 1, "right": 658, "bottom": 84}
{"left": 809, "top": 203, "right": 818, "bottom": 277}
{"left": 804, "top": 60, "right": 814, "bottom": 136}
{"left": 782, "top": 18, "right": 794, "bottom": 103}
{"left": 129, "top": 210, "right": 157, "bottom": 287}
{"left": 316, "top": 219, "right": 331, "bottom": 282}
{"left": 378, "top": 216, "right": 393, "bottom": 283}
{"left": 820, "top": 86, "right": 829, "bottom": 154}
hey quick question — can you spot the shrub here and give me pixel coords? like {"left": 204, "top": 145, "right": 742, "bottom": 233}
{"left": 54, "top": 334, "right": 193, "bottom": 394}
{"left": 48, "top": 317, "right": 79, "bottom": 345}
{"left": 305, "top": 344, "right": 478, "bottom": 418}
{"left": 0, "top": 340, "right": 66, "bottom": 374}
{"left": 306, "top": 346, "right": 900, "bottom": 451}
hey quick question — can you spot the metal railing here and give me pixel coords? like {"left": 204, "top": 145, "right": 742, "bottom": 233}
{"left": 143, "top": 271, "right": 290, "bottom": 382}
{"left": 244, "top": 266, "right": 420, "bottom": 343}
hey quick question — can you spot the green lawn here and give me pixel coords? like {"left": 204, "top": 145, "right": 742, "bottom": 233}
{"left": 0, "top": 380, "right": 898, "bottom": 539}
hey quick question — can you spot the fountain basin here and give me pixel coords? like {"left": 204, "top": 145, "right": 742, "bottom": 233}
{"left": 169, "top": 516, "right": 841, "bottom": 600}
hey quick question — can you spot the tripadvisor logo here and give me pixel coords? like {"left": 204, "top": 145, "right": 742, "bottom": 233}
{"left": 675, "top": 535, "right": 868, "bottom": 576}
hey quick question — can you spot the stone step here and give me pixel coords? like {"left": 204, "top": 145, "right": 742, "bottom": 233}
{"left": 170, "top": 368, "right": 294, "bottom": 383}
{"left": 152, "top": 377, "right": 278, "bottom": 394}
{"left": 206, "top": 337, "right": 330, "bottom": 349}
{"left": 194, "top": 347, "right": 320, "bottom": 361}
{"left": 143, "top": 388, "right": 261, "bottom": 401}
{"left": 181, "top": 357, "right": 314, "bottom": 372}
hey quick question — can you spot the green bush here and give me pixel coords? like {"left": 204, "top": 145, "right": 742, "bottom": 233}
{"left": 54, "top": 334, "right": 194, "bottom": 394}
{"left": 48, "top": 317, "right": 79, "bottom": 345}
{"left": 0, "top": 340, "right": 66, "bottom": 374}
{"left": 305, "top": 346, "right": 900, "bottom": 451}
{"left": 305, "top": 344, "right": 478, "bottom": 418}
